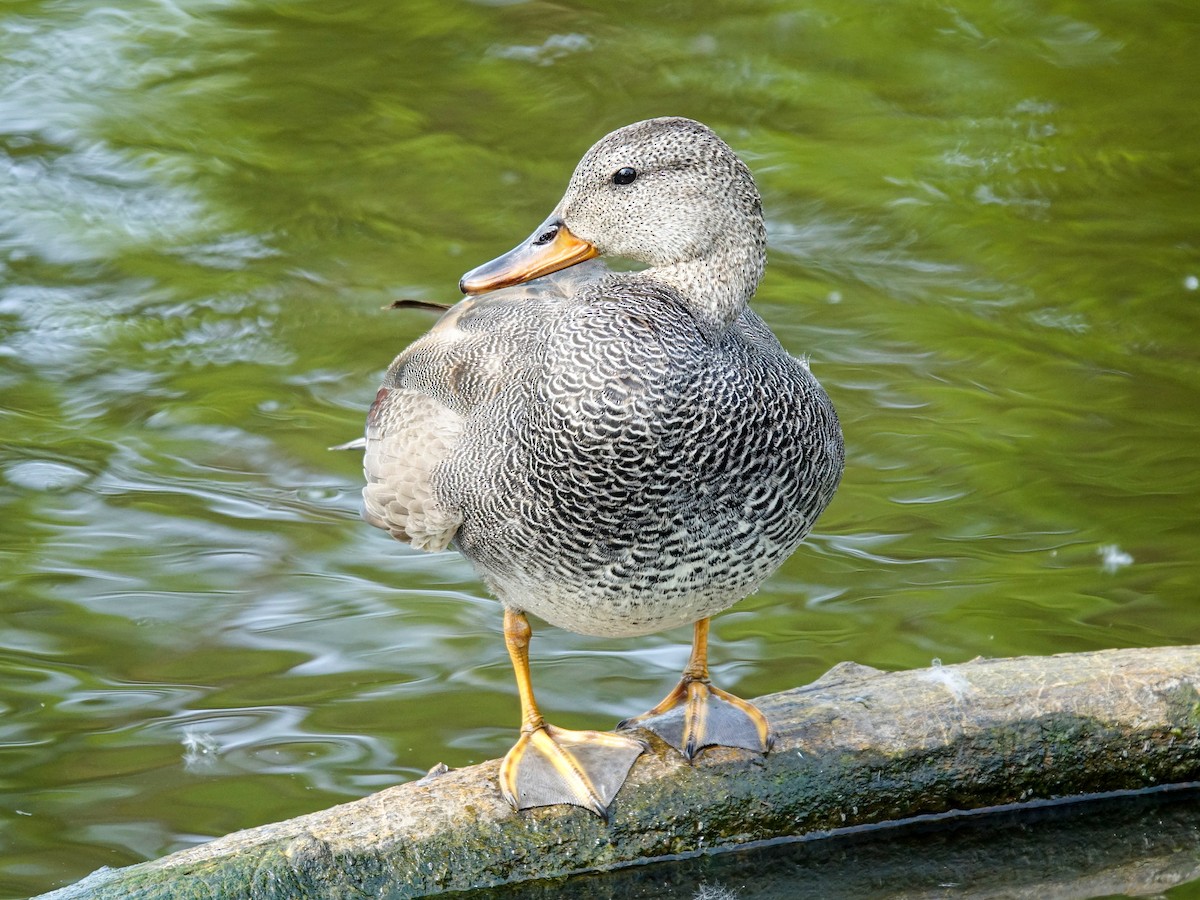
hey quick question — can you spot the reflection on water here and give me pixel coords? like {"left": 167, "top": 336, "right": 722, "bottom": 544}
{"left": 2, "top": 0, "right": 1199, "bottom": 896}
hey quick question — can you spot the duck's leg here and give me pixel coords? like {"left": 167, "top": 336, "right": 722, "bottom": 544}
{"left": 618, "top": 617, "right": 772, "bottom": 761}
{"left": 498, "top": 608, "right": 646, "bottom": 818}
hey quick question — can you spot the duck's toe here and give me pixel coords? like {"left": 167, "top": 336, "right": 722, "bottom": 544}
{"left": 499, "top": 725, "right": 646, "bottom": 818}
{"left": 618, "top": 679, "right": 772, "bottom": 761}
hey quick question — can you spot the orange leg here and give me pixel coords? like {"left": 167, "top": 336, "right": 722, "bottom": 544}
{"left": 498, "top": 608, "right": 645, "bottom": 818}
{"left": 619, "top": 617, "right": 772, "bottom": 760}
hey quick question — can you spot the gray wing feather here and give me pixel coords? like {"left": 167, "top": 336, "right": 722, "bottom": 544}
{"left": 361, "top": 262, "right": 611, "bottom": 553}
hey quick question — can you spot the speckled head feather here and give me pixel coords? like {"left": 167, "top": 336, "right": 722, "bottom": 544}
{"left": 548, "top": 117, "right": 767, "bottom": 326}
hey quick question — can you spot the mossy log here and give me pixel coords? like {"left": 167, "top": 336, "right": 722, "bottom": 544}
{"left": 39, "top": 646, "right": 1200, "bottom": 900}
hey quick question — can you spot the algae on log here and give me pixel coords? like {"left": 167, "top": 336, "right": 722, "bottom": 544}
{"left": 38, "top": 646, "right": 1200, "bottom": 900}
{"left": 450, "top": 784, "right": 1200, "bottom": 899}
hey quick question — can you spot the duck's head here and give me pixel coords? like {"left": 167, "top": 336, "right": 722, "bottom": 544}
{"left": 460, "top": 117, "right": 766, "bottom": 324}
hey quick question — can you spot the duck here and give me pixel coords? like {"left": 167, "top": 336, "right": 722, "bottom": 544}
{"left": 361, "top": 116, "right": 844, "bottom": 818}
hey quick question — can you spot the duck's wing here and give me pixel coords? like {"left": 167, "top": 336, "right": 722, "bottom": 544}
{"left": 363, "top": 383, "right": 465, "bottom": 552}
{"left": 361, "top": 294, "right": 491, "bottom": 552}
{"left": 362, "top": 261, "right": 610, "bottom": 552}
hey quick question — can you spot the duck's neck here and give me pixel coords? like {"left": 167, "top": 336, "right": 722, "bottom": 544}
{"left": 644, "top": 217, "right": 766, "bottom": 329}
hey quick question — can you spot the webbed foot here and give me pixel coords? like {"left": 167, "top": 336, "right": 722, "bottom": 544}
{"left": 618, "top": 677, "right": 771, "bottom": 760}
{"left": 500, "top": 724, "right": 646, "bottom": 817}
{"left": 617, "top": 617, "right": 772, "bottom": 760}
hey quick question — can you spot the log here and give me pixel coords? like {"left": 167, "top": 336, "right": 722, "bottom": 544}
{"left": 457, "top": 784, "right": 1200, "bottom": 900}
{"left": 38, "top": 646, "right": 1200, "bottom": 900}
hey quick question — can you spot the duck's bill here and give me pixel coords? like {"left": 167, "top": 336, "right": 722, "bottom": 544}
{"left": 459, "top": 219, "right": 598, "bottom": 295}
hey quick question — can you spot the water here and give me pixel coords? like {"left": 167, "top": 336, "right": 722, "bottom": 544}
{"left": 1, "top": 0, "right": 1198, "bottom": 896}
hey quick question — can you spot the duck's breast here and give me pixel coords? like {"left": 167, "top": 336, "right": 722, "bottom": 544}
{"left": 435, "top": 287, "right": 843, "bottom": 636}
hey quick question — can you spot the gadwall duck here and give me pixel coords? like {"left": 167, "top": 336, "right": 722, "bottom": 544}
{"left": 362, "top": 116, "right": 844, "bottom": 817}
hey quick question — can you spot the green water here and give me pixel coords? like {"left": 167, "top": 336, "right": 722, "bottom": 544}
{"left": 1, "top": 0, "right": 1198, "bottom": 896}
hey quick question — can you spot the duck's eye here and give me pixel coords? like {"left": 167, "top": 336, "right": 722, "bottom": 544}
{"left": 612, "top": 167, "right": 637, "bottom": 186}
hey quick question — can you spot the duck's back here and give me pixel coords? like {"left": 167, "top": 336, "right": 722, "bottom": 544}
{"left": 389, "top": 271, "right": 846, "bottom": 637}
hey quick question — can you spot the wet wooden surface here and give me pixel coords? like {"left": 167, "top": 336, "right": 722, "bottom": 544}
{"left": 39, "top": 646, "right": 1200, "bottom": 900}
